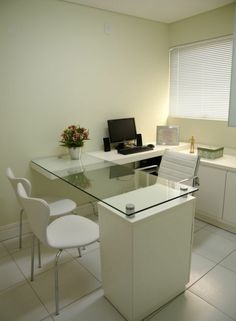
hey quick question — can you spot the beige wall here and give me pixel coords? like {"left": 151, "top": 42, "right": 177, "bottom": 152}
{"left": 0, "top": 0, "right": 169, "bottom": 226}
{"left": 168, "top": 3, "right": 236, "bottom": 147}
{"left": 1, "top": 0, "right": 235, "bottom": 229}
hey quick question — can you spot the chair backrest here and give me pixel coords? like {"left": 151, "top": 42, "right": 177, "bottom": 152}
{"left": 17, "top": 183, "right": 50, "bottom": 245}
{"left": 158, "top": 150, "right": 200, "bottom": 185}
{"left": 6, "top": 167, "right": 32, "bottom": 201}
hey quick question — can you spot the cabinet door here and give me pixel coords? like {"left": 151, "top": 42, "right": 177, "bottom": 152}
{"left": 196, "top": 165, "right": 226, "bottom": 219}
{"left": 223, "top": 171, "right": 236, "bottom": 224}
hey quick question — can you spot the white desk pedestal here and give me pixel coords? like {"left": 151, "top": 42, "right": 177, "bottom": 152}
{"left": 98, "top": 196, "right": 195, "bottom": 321}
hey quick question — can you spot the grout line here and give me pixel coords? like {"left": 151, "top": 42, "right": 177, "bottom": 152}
{"left": 189, "top": 291, "right": 236, "bottom": 321}
{"left": 1, "top": 226, "right": 236, "bottom": 320}
{"left": 187, "top": 248, "right": 236, "bottom": 321}
{"left": 2, "top": 242, "right": 52, "bottom": 317}
{"left": 49, "top": 285, "right": 103, "bottom": 320}
{"left": 0, "top": 237, "right": 102, "bottom": 318}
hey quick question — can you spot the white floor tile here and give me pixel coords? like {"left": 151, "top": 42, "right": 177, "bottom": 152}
{"left": 77, "top": 247, "right": 101, "bottom": 281}
{"left": 189, "top": 265, "right": 236, "bottom": 320}
{"left": 148, "top": 291, "right": 233, "bottom": 321}
{"left": 192, "top": 229, "right": 236, "bottom": 262}
{"left": 12, "top": 243, "right": 73, "bottom": 279}
{"left": 30, "top": 259, "right": 101, "bottom": 314}
{"left": 55, "top": 288, "right": 125, "bottom": 321}
{"left": 203, "top": 224, "right": 236, "bottom": 242}
{"left": 194, "top": 219, "right": 208, "bottom": 233}
{"left": 220, "top": 250, "right": 236, "bottom": 273}
{"left": 2, "top": 222, "right": 236, "bottom": 321}
{"left": 0, "top": 282, "right": 49, "bottom": 321}
{"left": 0, "top": 255, "right": 25, "bottom": 292}
{"left": 187, "top": 253, "right": 216, "bottom": 287}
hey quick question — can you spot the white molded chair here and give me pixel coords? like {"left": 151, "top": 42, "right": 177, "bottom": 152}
{"left": 6, "top": 167, "right": 77, "bottom": 249}
{"left": 17, "top": 182, "right": 99, "bottom": 315}
{"left": 158, "top": 150, "right": 200, "bottom": 186}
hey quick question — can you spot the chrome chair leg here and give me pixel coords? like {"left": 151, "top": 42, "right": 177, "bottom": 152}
{"left": 31, "top": 234, "right": 35, "bottom": 281}
{"left": 55, "top": 249, "right": 63, "bottom": 315}
{"left": 19, "top": 209, "right": 23, "bottom": 249}
{"left": 37, "top": 239, "right": 41, "bottom": 268}
{"left": 89, "top": 201, "right": 97, "bottom": 216}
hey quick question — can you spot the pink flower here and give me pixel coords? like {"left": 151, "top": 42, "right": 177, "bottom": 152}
{"left": 59, "top": 124, "right": 90, "bottom": 148}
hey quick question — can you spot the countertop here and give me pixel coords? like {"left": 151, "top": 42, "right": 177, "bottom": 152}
{"left": 181, "top": 147, "right": 236, "bottom": 172}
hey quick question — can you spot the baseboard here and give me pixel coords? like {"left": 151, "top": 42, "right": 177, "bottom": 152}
{"left": 0, "top": 220, "right": 31, "bottom": 242}
{"left": 0, "top": 202, "right": 97, "bottom": 242}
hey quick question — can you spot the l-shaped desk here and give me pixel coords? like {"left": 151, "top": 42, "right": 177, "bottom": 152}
{"left": 31, "top": 142, "right": 197, "bottom": 321}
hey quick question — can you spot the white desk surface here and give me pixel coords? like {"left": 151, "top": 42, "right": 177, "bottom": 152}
{"left": 180, "top": 147, "right": 236, "bottom": 172}
{"left": 88, "top": 142, "right": 189, "bottom": 165}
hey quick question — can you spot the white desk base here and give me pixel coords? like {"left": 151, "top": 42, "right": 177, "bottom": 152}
{"left": 98, "top": 196, "right": 195, "bottom": 321}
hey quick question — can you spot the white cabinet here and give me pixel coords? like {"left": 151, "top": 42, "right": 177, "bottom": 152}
{"left": 223, "top": 171, "right": 236, "bottom": 224}
{"left": 196, "top": 164, "right": 226, "bottom": 219}
{"left": 195, "top": 164, "right": 236, "bottom": 232}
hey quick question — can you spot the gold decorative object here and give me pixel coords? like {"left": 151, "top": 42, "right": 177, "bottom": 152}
{"left": 190, "top": 136, "right": 195, "bottom": 153}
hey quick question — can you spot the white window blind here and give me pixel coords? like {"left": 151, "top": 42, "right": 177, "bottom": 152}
{"left": 169, "top": 37, "right": 233, "bottom": 120}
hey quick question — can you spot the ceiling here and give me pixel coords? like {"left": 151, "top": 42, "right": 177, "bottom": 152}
{"left": 64, "top": 0, "right": 235, "bottom": 23}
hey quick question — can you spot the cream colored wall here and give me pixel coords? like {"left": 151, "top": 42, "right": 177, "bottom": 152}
{"left": 168, "top": 3, "right": 236, "bottom": 147}
{"left": 0, "top": 0, "right": 169, "bottom": 226}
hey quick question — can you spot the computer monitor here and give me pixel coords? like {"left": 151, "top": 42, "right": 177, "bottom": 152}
{"left": 107, "top": 118, "right": 137, "bottom": 143}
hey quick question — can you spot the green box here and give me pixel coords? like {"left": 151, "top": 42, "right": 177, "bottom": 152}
{"left": 197, "top": 146, "right": 224, "bottom": 159}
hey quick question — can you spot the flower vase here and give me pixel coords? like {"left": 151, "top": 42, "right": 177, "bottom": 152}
{"left": 68, "top": 147, "right": 82, "bottom": 160}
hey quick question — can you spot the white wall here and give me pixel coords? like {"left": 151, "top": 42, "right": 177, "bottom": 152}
{"left": 0, "top": 0, "right": 169, "bottom": 226}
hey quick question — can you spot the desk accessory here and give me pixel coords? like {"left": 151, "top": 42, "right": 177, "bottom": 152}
{"left": 103, "top": 137, "right": 111, "bottom": 152}
{"left": 60, "top": 124, "right": 89, "bottom": 160}
{"left": 156, "top": 125, "right": 179, "bottom": 145}
{"left": 197, "top": 146, "right": 224, "bottom": 159}
{"left": 190, "top": 136, "right": 195, "bottom": 153}
{"left": 136, "top": 133, "right": 143, "bottom": 146}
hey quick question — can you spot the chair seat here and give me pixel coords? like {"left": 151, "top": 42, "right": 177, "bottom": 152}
{"left": 47, "top": 215, "right": 99, "bottom": 249}
{"left": 43, "top": 197, "right": 77, "bottom": 216}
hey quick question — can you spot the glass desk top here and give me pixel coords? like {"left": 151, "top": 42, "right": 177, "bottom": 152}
{"left": 31, "top": 153, "right": 198, "bottom": 216}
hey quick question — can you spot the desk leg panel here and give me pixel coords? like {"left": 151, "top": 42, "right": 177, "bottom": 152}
{"left": 98, "top": 197, "right": 195, "bottom": 321}
{"left": 98, "top": 204, "right": 134, "bottom": 321}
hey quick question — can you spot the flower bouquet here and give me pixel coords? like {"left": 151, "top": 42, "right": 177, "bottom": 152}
{"left": 60, "top": 125, "right": 89, "bottom": 148}
{"left": 60, "top": 125, "right": 90, "bottom": 160}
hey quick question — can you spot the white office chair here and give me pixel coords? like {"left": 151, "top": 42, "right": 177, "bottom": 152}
{"left": 17, "top": 182, "right": 99, "bottom": 315}
{"left": 158, "top": 150, "right": 200, "bottom": 186}
{"left": 6, "top": 167, "right": 77, "bottom": 249}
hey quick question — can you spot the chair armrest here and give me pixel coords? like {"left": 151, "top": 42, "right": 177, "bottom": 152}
{"left": 179, "top": 176, "right": 200, "bottom": 187}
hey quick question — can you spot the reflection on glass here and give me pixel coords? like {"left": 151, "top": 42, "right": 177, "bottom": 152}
{"left": 32, "top": 154, "right": 198, "bottom": 216}
{"left": 67, "top": 172, "right": 91, "bottom": 189}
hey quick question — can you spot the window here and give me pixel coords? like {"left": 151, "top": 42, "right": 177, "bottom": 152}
{"left": 169, "top": 36, "right": 233, "bottom": 120}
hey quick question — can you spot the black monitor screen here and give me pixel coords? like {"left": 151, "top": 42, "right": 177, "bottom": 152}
{"left": 107, "top": 118, "right": 137, "bottom": 143}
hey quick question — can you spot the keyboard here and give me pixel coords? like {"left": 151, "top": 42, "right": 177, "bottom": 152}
{"left": 118, "top": 145, "right": 154, "bottom": 155}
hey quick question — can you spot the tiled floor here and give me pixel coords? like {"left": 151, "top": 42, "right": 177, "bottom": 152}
{"left": 1, "top": 219, "right": 236, "bottom": 321}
